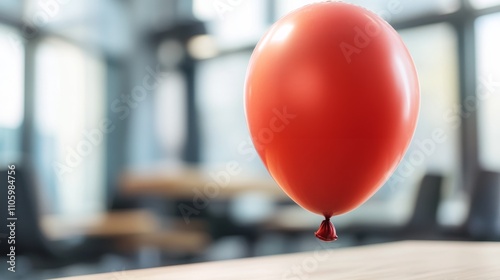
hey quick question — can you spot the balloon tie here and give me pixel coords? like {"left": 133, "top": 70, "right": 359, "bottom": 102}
{"left": 315, "top": 216, "right": 338, "bottom": 242}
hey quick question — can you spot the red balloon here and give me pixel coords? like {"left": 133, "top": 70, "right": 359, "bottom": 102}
{"left": 245, "top": 2, "right": 419, "bottom": 241}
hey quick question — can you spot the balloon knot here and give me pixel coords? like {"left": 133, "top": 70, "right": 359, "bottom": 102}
{"left": 315, "top": 217, "right": 338, "bottom": 242}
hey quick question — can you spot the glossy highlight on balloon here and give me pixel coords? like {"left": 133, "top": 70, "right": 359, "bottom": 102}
{"left": 245, "top": 2, "right": 420, "bottom": 241}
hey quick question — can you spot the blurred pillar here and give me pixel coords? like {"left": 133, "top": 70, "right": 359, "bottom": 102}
{"left": 181, "top": 59, "right": 200, "bottom": 163}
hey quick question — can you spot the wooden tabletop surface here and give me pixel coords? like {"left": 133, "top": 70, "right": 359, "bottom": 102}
{"left": 120, "top": 164, "right": 288, "bottom": 200}
{"left": 54, "top": 241, "right": 500, "bottom": 280}
{"left": 41, "top": 210, "right": 160, "bottom": 240}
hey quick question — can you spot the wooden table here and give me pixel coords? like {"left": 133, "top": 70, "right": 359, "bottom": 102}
{"left": 41, "top": 210, "right": 211, "bottom": 254}
{"left": 120, "top": 164, "right": 288, "bottom": 200}
{"left": 41, "top": 210, "right": 160, "bottom": 240}
{"left": 119, "top": 164, "right": 418, "bottom": 228}
{"left": 54, "top": 241, "right": 500, "bottom": 279}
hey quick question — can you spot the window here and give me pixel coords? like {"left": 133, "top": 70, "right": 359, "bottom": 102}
{"left": 33, "top": 38, "right": 106, "bottom": 216}
{"left": 196, "top": 52, "right": 266, "bottom": 174}
{"left": 0, "top": 0, "right": 23, "bottom": 19}
{"left": 377, "top": 23, "right": 462, "bottom": 224}
{"left": 0, "top": 24, "right": 24, "bottom": 163}
{"left": 196, "top": 53, "right": 250, "bottom": 163}
{"left": 476, "top": 13, "right": 500, "bottom": 170}
{"left": 154, "top": 71, "right": 187, "bottom": 161}
{"left": 470, "top": 0, "right": 500, "bottom": 9}
{"left": 191, "top": 0, "right": 497, "bottom": 227}
{"left": 193, "top": 0, "right": 268, "bottom": 49}
{"left": 275, "top": 0, "right": 460, "bottom": 22}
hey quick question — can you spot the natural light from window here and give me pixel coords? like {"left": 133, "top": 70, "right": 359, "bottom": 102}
{"left": 0, "top": 24, "right": 24, "bottom": 129}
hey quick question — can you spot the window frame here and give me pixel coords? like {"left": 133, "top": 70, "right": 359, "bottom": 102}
{"left": 189, "top": 0, "right": 500, "bottom": 194}
{"left": 0, "top": 13, "right": 122, "bottom": 210}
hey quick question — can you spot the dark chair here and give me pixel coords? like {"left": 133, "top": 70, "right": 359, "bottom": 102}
{"left": 465, "top": 170, "right": 500, "bottom": 241}
{"left": 405, "top": 174, "right": 444, "bottom": 232}
{"left": 345, "top": 173, "right": 444, "bottom": 243}
{"left": 0, "top": 163, "right": 109, "bottom": 270}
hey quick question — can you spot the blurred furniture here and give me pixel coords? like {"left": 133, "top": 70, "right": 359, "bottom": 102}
{"left": 0, "top": 166, "right": 108, "bottom": 269}
{"left": 41, "top": 210, "right": 212, "bottom": 264}
{"left": 41, "top": 210, "right": 160, "bottom": 240}
{"left": 0, "top": 164, "right": 210, "bottom": 271}
{"left": 118, "top": 230, "right": 210, "bottom": 255}
{"left": 465, "top": 170, "right": 500, "bottom": 240}
{"left": 52, "top": 241, "right": 500, "bottom": 280}
{"left": 444, "top": 170, "right": 500, "bottom": 241}
{"left": 41, "top": 194, "right": 212, "bottom": 259}
{"left": 345, "top": 173, "right": 444, "bottom": 242}
{"left": 119, "top": 164, "right": 283, "bottom": 253}
{"left": 405, "top": 174, "right": 444, "bottom": 230}
{"left": 119, "top": 164, "right": 287, "bottom": 200}
{"left": 263, "top": 174, "right": 444, "bottom": 243}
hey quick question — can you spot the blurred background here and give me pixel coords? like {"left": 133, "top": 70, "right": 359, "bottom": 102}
{"left": 0, "top": 0, "right": 499, "bottom": 279}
